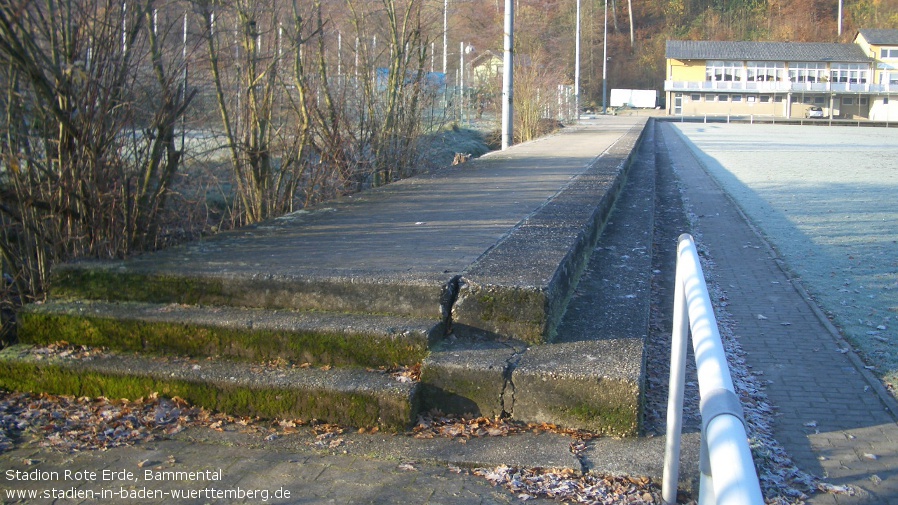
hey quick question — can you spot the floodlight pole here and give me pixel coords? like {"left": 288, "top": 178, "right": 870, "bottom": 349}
{"left": 501, "top": 0, "right": 514, "bottom": 150}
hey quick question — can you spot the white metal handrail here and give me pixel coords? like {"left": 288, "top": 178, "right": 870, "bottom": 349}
{"left": 662, "top": 234, "right": 764, "bottom": 505}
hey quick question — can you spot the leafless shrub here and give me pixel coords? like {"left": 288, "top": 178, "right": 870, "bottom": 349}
{"left": 0, "top": 0, "right": 193, "bottom": 305}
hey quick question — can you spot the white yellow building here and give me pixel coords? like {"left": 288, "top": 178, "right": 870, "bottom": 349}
{"left": 664, "top": 29, "right": 898, "bottom": 120}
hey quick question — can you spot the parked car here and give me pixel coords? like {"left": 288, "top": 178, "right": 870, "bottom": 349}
{"left": 805, "top": 106, "right": 824, "bottom": 118}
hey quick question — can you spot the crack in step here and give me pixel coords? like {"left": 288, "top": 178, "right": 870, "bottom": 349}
{"left": 499, "top": 345, "right": 527, "bottom": 418}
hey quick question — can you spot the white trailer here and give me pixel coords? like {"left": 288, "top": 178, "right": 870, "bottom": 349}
{"left": 610, "top": 89, "right": 657, "bottom": 108}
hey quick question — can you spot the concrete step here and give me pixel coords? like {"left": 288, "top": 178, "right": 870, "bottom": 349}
{"left": 18, "top": 300, "right": 437, "bottom": 369}
{"left": 420, "top": 120, "right": 658, "bottom": 436}
{"left": 0, "top": 344, "right": 419, "bottom": 430}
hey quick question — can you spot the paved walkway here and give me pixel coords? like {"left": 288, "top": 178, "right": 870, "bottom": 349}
{"left": 661, "top": 121, "right": 898, "bottom": 503}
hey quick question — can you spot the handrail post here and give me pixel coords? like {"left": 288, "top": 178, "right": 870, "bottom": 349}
{"left": 662, "top": 235, "right": 690, "bottom": 504}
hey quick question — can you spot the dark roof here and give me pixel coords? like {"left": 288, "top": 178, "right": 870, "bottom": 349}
{"left": 857, "top": 29, "right": 898, "bottom": 45}
{"left": 666, "top": 40, "right": 871, "bottom": 63}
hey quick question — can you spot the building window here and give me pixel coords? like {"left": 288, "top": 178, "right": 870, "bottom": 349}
{"left": 706, "top": 61, "right": 744, "bottom": 82}
{"left": 815, "top": 97, "right": 825, "bottom": 104}
{"left": 747, "top": 61, "right": 785, "bottom": 81}
{"left": 718, "top": 94, "right": 729, "bottom": 102}
{"left": 842, "top": 97, "right": 854, "bottom": 105}
{"left": 789, "top": 62, "right": 827, "bottom": 83}
{"left": 881, "top": 48, "right": 898, "bottom": 59}
{"left": 830, "top": 63, "right": 869, "bottom": 84}
{"left": 691, "top": 94, "right": 702, "bottom": 101}
{"left": 733, "top": 95, "right": 743, "bottom": 102}
{"left": 860, "top": 98, "right": 869, "bottom": 105}
{"left": 760, "top": 95, "right": 771, "bottom": 103}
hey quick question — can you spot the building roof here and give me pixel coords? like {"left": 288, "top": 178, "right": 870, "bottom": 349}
{"left": 470, "top": 50, "right": 503, "bottom": 69}
{"left": 857, "top": 29, "right": 898, "bottom": 45}
{"left": 666, "top": 40, "right": 871, "bottom": 63}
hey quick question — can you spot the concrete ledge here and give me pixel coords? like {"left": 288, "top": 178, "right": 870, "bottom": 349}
{"left": 512, "top": 340, "right": 643, "bottom": 436}
{"left": 0, "top": 345, "right": 419, "bottom": 431}
{"left": 420, "top": 335, "right": 528, "bottom": 418}
{"left": 19, "top": 301, "right": 436, "bottom": 368}
{"left": 50, "top": 265, "right": 444, "bottom": 320}
{"left": 452, "top": 122, "right": 648, "bottom": 344}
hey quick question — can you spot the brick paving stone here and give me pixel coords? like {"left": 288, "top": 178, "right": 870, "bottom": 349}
{"left": 661, "top": 121, "right": 898, "bottom": 503}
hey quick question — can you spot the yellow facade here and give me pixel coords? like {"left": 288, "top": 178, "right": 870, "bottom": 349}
{"left": 665, "top": 32, "right": 898, "bottom": 121}
{"left": 667, "top": 59, "right": 707, "bottom": 82}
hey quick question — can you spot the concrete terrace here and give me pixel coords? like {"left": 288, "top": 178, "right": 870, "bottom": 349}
{"left": 2, "top": 117, "right": 652, "bottom": 437}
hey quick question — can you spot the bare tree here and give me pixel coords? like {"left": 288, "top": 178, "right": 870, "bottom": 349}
{"left": 0, "top": 0, "right": 192, "bottom": 304}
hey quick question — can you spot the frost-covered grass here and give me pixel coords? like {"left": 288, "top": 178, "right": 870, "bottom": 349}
{"left": 672, "top": 123, "right": 898, "bottom": 391}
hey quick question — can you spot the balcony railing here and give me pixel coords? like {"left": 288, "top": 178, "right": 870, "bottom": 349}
{"left": 665, "top": 80, "right": 898, "bottom": 94}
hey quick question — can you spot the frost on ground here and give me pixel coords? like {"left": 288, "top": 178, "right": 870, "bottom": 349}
{"left": 671, "top": 123, "right": 898, "bottom": 392}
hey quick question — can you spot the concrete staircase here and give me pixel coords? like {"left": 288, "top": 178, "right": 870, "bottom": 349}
{"left": 0, "top": 118, "right": 656, "bottom": 434}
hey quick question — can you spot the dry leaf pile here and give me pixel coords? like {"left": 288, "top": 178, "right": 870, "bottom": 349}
{"left": 412, "top": 410, "right": 596, "bottom": 442}
{"left": 0, "top": 390, "right": 321, "bottom": 453}
{"left": 0, "top": 391, "right": 202, "bottom": 452}
{"left": 473, "top": 465, "right": 660, "bottom": 504}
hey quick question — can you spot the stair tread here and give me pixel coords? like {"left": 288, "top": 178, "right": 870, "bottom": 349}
{"left": 0, "top": 344, "right": 418, "bottom": 429}
{"left": 19, "top": 301, "right": 437, "bottom": 368}
{"left": 25, "top": 300, "right": 438, "bottom": 336}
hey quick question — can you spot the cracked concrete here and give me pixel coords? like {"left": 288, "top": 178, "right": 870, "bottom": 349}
{"left": 498, "top": 345, "right": 527, "bottom": 418}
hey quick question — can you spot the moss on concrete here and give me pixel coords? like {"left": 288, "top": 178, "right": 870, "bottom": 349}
{"left": 18, "top": 310, "right": 427, "bottom": 368}
{"left": 50, "top": 268, "right": 225, "bottom": 306}
{"left": 562, "top": 401, "right": 639, "bottom": 437}
{"left": 454, "top": 284, "right": 548, "bottom": 345}
{"left": 512, "top": 373, "right": 642, "bottom": 437}
{"left": 0, "top": 352, "right": 414, "bottom": 431}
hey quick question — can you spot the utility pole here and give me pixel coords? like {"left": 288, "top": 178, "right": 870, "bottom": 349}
{"left": 602, "top": 0, "right": 608, "bottom": 115}
{"left": 460, "top": 41, "right": 465, "bottom": 122}
{"left": 443, "top": 0, "right": 448, "bottom": 74}
{"left": 838, "top": 0, "right": 843, "bottom": 37}
{"left": 501, "top": 0, "right": 514, "bottom": 149}
{"left": 574, "top": 0, "right": 580, "bottom": 123}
